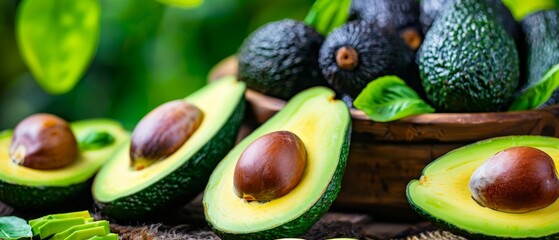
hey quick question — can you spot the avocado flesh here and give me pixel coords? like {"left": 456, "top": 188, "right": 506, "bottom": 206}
{"left": 407, "top": 136, "right": 559, "bottom": 239}
{"left": 0, "top": 120, "right": 128, "bottom": 209}
{"left": 418, "top": 0, "right": 519, "bottom": 112}
{"left": 93, "top": 77, "right": 246, "bottom": 221}
{"left": 204, "top": 87, "right": 351, "bottom": 240}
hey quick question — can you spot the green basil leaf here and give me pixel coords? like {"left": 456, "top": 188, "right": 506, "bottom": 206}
{"left": 304, "top": 0, "right": 351, "bottom": 35}
{"left": 16, "top": 0, "right": 101, "bottom": 94}
{"left": 354, "top": 76, "right": 435, "bottom": 122}
{"left": 156, "top": 0, "right": 203, "bottom": 8}
{"left": 78, "top": 130, "right": 115, "bottom": 150}
{"left": 509, "top": 64, "right": 559, "bottom": 111}
{"left": 0, "top": 216, "right": 32, "bottom": 240}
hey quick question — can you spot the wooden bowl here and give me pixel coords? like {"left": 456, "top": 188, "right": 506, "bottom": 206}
{"left": 210, "top": 56, "right": 559, "bottom": 221}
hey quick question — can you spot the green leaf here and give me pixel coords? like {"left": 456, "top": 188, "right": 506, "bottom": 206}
{"left": 304, "top": 0, "right": 351, "bottom": 35}
{"left": 16, "top": 0, "right": 101, "bottom": 94}
{"left": 156, "top": 0, "right": 204, "bottom": 8}
{"left": 353, "top": 76, "right": 435, "bottom": 122}
{"left": 78, "top": 130, "right": 115, "bottom": 150}
{"left": 509, "top": 64, "right": 559, "bottom": 111}
{"left": 0, "top": 216, "right": 32, "bottom": 240}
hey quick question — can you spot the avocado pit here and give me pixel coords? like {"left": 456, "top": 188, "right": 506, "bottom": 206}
{"left": 233, "top": 131, "right": 307, "bottom": 202}
{"left": 9, "top": 113, "right": 78, "bottom": 170}
{"left": 130, "top": 100, "right": 204, "bottom": 170}
{"left": 469, "top": 146, "right": 559, "bottom": 213}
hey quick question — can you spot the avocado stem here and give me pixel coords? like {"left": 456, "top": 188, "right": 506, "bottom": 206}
{"left": 335, "top": 47, "right": 359, "bottom": 70}
{"left": 400, "top": 28, "right": 422, "bottom": 50}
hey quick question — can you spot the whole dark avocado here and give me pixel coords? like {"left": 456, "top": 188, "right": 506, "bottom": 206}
{"left": 349, "top": 0, "right": 423, "bottom": 50}
{"left": 319, "top": 20, "right": 416, "bottom": 98}
{"left": 237, "top": 19, "right": 325, "bottom": 100}
{"left": 418, "top": 0, "right": 519, "bottom": 112}
{"left": 520, "top": 10, "right": 559, "bottom": 108}
{"left": 420, "top": 0, "right": 520, "bottom": 42}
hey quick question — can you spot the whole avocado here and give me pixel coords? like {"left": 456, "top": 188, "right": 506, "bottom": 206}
{"left": 418, "top": 0, "right": 519, "bottom": 112}
{"left": 237, "top": 19, "right": 325, "bottom": 100}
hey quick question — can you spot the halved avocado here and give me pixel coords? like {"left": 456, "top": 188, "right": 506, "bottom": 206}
{"left": 0, "top": 119, "right": 128, "bottom": 210}
{"left": 203, "top": 87, "right": 351, "bottom": 240}
{"left": 407, "top": 136, "right": 559, "bottom": 239}
{"left": 92, "top": 77, "right": 246, "bottom": 221}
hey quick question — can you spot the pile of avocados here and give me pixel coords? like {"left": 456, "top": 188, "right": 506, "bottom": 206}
{"left": 1, "top": 0, "right": 559, "bottom": 239}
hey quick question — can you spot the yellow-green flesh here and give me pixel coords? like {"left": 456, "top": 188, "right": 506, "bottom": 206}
{"left": 204, "top": 87, "right": 350, "bottom": 233}
{"left": 0, "top": 119, "right": 128, "bottom": 186}
{"left": 407, "top": 136, "right": 559, "bottom": 238}
{"left": 93, "top": 77, "right": 245, "bottom": 202}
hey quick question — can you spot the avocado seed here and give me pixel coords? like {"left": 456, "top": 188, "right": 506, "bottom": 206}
{"left": 130, "top": 100, "right": 203, "bottom": 170}
{"left": 234, "top": 131, "right": 307, "bottom": 202}
{"left": 469, "top": 146, "right": 559, "bottom": 213}
{"left": 9, "top": 113, "right": 78, "bottom": 170}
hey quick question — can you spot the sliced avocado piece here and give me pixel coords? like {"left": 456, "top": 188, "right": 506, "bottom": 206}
{"left": 51, "top": 221, "right": 109, "bottom": 240}
{"left": 407, "top": 136, "right": 559, "bottom": 239}
{"left": 0, "top": 119, "right": 128, "bottom": 210}
{"left": 37, "top": 217, "right": 87, "bottom": 239}
{"left": 29, "top": 210, "right": 91, "bottom": 227}
{"left": 63, "top": 226, "right": 108, "bottom": 240}
{"left": 204, "top": 87, "right": 351, "bottom": 240}
{"left": 418, "top": 0, "right": 519, "bottom": 112}
{"left": 87, "top": 233, "right": 118, "bottom": 240}
{"left": 93, "top": 77, "right": 246, "bottom": 221}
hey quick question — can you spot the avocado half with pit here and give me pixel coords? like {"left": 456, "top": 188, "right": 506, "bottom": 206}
{"left": 407, "top": 136, "right": 559, "bottom": 239}
{"left": 0, "top": 119, "right": 128, "bottom": 210}
{"left": 92, "top": 77, "right": 246, "bottom": 221}
{"left": 203, "top": 87, "right": 351, "bottom": 240}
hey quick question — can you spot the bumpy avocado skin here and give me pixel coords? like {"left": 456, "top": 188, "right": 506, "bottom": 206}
{"left": 210, "top": 125, "right": 351, "bottom": 240}
{"left": 319, "top": 21, "right": 416, "bottom": 98}
{"left": 349, "top": 0, "right": 422, "bottom": 39}
{"left": 96, "top": 100, "right": 244, "bottom": 222}
{"left": 418, "top": 0, "right": 519, "bottom": 112}
{"left": 237, "top": 19, "right": 325, "bottom": 100}
{"left": 520, "top": 10, "right": 559, "bottom": 107}
{"left": 0, "top": 180, "right": 90, "bottom": 210}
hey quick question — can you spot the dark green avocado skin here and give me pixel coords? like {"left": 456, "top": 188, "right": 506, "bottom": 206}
{"left": 417, "top": 0, "right": 519, "bottom": 112}
{"left": 520, "top": 10, "right": 559, "bottom": 108}
{"left": 0, "top": 180, "right": 90, "bottom": 211}
{"left": 237, "top": 19, "right": 325, "bottom": 100}
{"left": 349, "top": 0, "right": 422, "bottom": 40}
{"left": 96, "top": 100, "right": 245, "bottom": 222}
{"left": 319, "top": 20, "right": 416, "bottom": 98}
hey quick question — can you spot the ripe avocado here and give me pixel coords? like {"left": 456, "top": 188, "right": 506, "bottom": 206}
{"left": 0, "top": 119, "right": 128, "bottom": 210}
{"left": 417, "top": 0, "right": 519, "bottom": 112}
{"left": 319, "top": 20, "right": 417, "bottom": 98}
{"left": 92, "top": 77, "right": 246, "bottom": 221}
{"left": 203, "top": 87, "right": 351, "bottom": 240}
{"left": 237, "top": 19, "right": 325, "bottom": 100}
{"left": 348, "top": 0, "right": 423, "bottom": 50}
{"left": 407, "top": 136, "right": 559, "bottom": 239}
{"left": 520, "top": 10, "right": 559, "bottom": 107}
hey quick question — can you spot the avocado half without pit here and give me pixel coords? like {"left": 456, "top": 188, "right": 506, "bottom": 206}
{"left": 92, "top": 77, "right": 246, "bottom": 221}
{"left": 407, "top": 136, "right": 559, "bottom": 239}
{"left": 0, "top": 114, "right": 128, "bottom": 210}
{"left": 203, "top": 87, "right": 351, "bottom": 240}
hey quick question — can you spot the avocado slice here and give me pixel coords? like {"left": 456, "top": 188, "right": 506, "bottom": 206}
{"left": 0, "top": 120, "right": 128, "bottom": 210}
{"left": 407, "top": 136, "right": 559, "bottom": 239}
{"left": 418, "top": 0, "right": 519, "bottom": 112}
{"left": 87, "top": 233, "right": 118, "bottom": 240}
{"left": 50, "top": 220, "right": 109, "bottom": 240}
{"left": 92, "top": 77, "right": 246, "bottom": 221}
{"left": 204, "top": 87, "right": 351, "bottom": 240}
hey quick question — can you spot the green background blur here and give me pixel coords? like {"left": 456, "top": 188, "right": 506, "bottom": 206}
{"left": 0, "top": 0, "right": 314, "bottom": 130}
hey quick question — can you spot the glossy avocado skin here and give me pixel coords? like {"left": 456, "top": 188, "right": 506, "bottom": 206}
{"left": 418, "top": 0, "right": 519, "bottom": 112}
{"left": 520, "top": 10, "right": 559, "bottom": 107}
{"left": 420, "top": 0, "right": 520, "bottom": 42}
{"left": 237, "top": 19, "right": 325, "bottom": 100}
{"left": 349, "top": 0, "right": 422, "bottom": 40}
{"left": 319, "top": 20, "right": 416, "bottom": 98}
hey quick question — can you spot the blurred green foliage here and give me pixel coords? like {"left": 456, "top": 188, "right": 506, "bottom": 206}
{"left": 0, "top": 0, "right": 314, "bottom": 130}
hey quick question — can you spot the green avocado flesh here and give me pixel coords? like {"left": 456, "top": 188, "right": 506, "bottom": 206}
{"left": 204, "top": 87, "right": 351, "bottom": 240}
{"left": 0, "top": 120, "right": 128, "bottom": 209}
{"left": 30, "top": 211, "right": 115, "bottom": 240}
{"left": 407, "top": 136, "right": 559, "bottom": 239}
{"left": 93, "top": 77, "right": 246, "bottom": 221}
